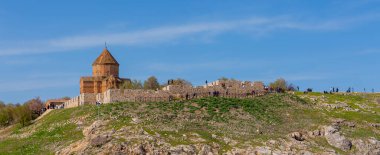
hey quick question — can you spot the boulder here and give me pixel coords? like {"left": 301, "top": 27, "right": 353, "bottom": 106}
{"left": 199, "top": 145, "right": 214, "bottom": 155}
{"left": 90, "top": 134, "right": 112, "bottom": 147}
{"left": 308, "top": 129, "right": 321, "bottom": 137}
{"left": 169, "top": 145, "right": 196, "bottom": 155}
{"left": 369, "top": 123, "right": 380, "bottom": 128}
{"left": 344, "top": 121, "right": 355, "bottom": 128}
{"left": 290, "top": 132, "right": 305, "bottom": 141}
{"left": 133, "top": 145, "right": 147, "bottom": 155}
{"left": 83, "top": 120, "right": 104, "bottom": 138}
{"left": 254, "top": 146, "right": 272, "bottom": 155}
{"left": 352, "top": 138, "right": 380, "bottom": 155}
{"left": 323, "top": 126, "right": 352, "bottom": 151}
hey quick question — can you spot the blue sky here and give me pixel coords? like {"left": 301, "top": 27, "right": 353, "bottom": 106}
{"left": 1, "top": 0, "right": 380, "bottom": 103}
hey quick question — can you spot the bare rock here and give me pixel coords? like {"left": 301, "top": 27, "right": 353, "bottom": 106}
{"left": 199, "top": 145, "right": 214, "bottom": 155}
{"left": 299, "top": 150, "right": 314, "bottom": 155}
{"left": 169, "top": 145, "right": 196, "bottom": 155}
{"left": 353, "top": 138, "right": 380, "bottom": 155}
{"left": 254, "top": 146, "right": 272, "bottom": 155}
{"left": 290, "top": 132, "right": 305, "bottom": 141}
{"left": 132, "top": 117, "right": 141, "bottom": 124}
{"left": 369, "top": 123, "right": 380, "bottom": 128}
{"left": 344, "top": 121, "right": 356, "bottom": 128}
{"left": 133, "top": 144, "right": 147, "bottom": 155}
{"left": 323, "top": 126, "right": 352, "bottom": 151}
{"left": 83, "top": 120, "right": 104, "bottom": 138}
{"left": 90, "top": 134, "right": 112, "bottom": 147}
{"left": 331, "top": 118, "right": 346, "bottom": 124}
{"left": 308, "top": 129, "right": 321, "bottom": 137}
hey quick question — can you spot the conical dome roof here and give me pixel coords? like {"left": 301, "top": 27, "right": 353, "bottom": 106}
{"left": 92, "top": 48, "right": 119, "bottom": 66}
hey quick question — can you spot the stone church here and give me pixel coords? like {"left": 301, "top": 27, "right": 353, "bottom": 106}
{"left": 80, "top": 48, "right": 130, "bottom": 94}
{"left": 61, "top": 47, "right": 266, "bottom": 108}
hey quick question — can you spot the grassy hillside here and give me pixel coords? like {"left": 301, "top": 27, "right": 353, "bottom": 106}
{"left": 0, "top": 93, "right": 379, "bottom": 154}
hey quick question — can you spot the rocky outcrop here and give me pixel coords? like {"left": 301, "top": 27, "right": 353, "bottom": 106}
{"left": 322, "top": 125, "right": 352, "bottom": 151}
{"left": 56, "top": 119, "right": 380, "bottom": 155}
{"left": 290, "top": 132, "right": 305, "bottom": 141}
{"left": 57, "top": 121, "right": 221, "bottom": 155}
{"left": 352, "top": 138, "right": 380, "bottom": 155}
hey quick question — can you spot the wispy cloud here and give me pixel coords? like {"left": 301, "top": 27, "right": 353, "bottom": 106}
{"left": 0, "top": 15, "right": 378, "bottom": 56}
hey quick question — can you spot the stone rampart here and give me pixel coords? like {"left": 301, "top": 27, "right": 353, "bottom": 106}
{"left": 63, "top": 80, "right": 266, "bottom": 108}
{"left": 64, "top": 96, "right": 80, "bottom": 108}
{"left": 103, "top": 89, "right": 171, "bottom": 103}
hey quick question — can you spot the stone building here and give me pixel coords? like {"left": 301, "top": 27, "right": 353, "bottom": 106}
{"left": 79, "top": 48, "right": 130, "bottom": 94}
{"left": 63, "top": 47, "right": 267, "bottom": 108}
{"left": 45, "top": 99, "right": 70, "bottom": 109}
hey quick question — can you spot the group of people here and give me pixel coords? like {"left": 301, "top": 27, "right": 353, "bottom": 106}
{"left": 47, "top": 104, "right": 64, "bottom": 109}
{"left": 322, "top": 87, "right": 375, "bottom": 94}
{"left": 95, "top": 101, "right": 102, "bottom": 106}
{"left": 264, "top": 87, "right": 286, "bottom": 93}
{"left": 322, "top": 87, "right": 340, "bottom": 94}
{"left": 179, "top": 89, "right": 260, "bottom": 101}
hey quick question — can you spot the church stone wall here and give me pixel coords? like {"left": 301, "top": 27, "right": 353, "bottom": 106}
{"left": 80, "top": 93, "right": 97, "bottom": 105}
{"left": 92, "top": 64, "right": 119, "bottom": 77}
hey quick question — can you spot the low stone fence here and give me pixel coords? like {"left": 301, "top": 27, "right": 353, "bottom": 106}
{"left": 167, "top": 86, "right": 266, "bottom": 100}
{"left": 64, "top": 85, "right": 267, "bottom": 108}
{"left": 64, "top": 96, "right": 80, "bottom": 108}
{"left": 103, "top": 89, "right": 171, "bottom": 103}
{"left": 99, "top": 87, "right": 266, "bottom": 104}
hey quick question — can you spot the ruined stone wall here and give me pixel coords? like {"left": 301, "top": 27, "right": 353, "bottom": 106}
{"left": 166, "top": 85, "right": 266, "bottom": 100}
{"left": 73, "top": 80, "right": 266, "bottom": 106}
{"left": 101, "top": 89, "right": 171, "bottom": 103}
{"left": 64, "top": 96, "right": 80, "bottom": 108}
{"left": 94, "top": 84, "right": 266, "bottom": 104}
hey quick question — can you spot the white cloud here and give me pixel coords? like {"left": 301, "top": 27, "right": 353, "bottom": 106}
{"left": 0, "top": 15, "right": 378, "bottom": 56}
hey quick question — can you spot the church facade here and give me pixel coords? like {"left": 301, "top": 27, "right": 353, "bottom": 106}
{"left": 79, "top": 48, "right": 130, "bottom": 94}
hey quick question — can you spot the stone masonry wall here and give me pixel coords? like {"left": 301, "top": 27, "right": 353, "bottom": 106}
{"left": 65, "top": 80, "right": 266, "bottom": 108}
{"left": 103, "top": 89, "right": 171, "bottom": 103}
{"left": 64, "top": 96, "right": 80, "bottom": 108}
{"left": 80, "top": 93, "right": 97, "bottom": 105}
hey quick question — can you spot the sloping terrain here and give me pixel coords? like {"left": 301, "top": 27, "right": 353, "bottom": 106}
{"left": 0, "top": 93, "right": 379, "bottom": 154}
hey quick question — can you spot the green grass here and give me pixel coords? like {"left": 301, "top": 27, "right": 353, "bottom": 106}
{"left": 328, "top": 110, "right": 380, "bottom": 123}
{"left": 339, "top": 125, "right": 380, "bottom": 140}
{"left": 0, "top": 108, "right": 87, "bottom": 154}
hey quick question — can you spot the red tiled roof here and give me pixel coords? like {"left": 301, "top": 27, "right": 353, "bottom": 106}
{"left": 92, "top": 48, "right": 119, "bottom": 66}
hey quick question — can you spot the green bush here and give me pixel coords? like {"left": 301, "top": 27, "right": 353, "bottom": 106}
{"left": 0, "top": 97, "right": 43, "bottom": 127}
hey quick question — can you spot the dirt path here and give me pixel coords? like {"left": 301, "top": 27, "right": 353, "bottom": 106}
{"left": 33, "top": 109, "right": 53, "bottom": 122}
{"left": 0, "top": 124, "right": 14, "bottom": 140}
